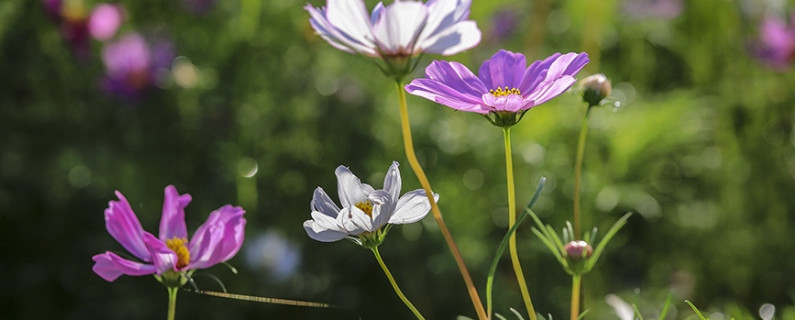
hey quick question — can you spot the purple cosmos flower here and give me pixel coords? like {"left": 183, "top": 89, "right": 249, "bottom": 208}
{"left": 752, "top": 13, "right": 794, "bottom": 71}
{"left": 305, "top": 0, "right": 481, "bottom": 77}
{"left": 405, "top": 49, "right": 589, "bottom": 126}
{"left": 92, "top": 185, "right": 246, "bottom": 282}
{"left": 101, "top": 32, "right": 174, "bottom": 98}
{"left": 303, "top": 161, "right": 436, "bottom": 245}
{"left": 88, "top": 3, "right": 124, "bottom": 41}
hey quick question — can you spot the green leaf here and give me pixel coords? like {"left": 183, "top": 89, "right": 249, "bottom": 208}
{"left": 586, "top": 212, "right": 633, "bottom": 269}
{"left": 685, "top": 300, "right": 708, "bottom": 320}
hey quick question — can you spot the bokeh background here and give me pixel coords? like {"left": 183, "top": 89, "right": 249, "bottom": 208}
{"left": 0, "top": 0, "right": 794, "bottom": 319}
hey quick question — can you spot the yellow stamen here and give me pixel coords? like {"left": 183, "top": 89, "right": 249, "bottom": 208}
{"left": 489, "top": 86, "right": 521, "bottom": 97}
{"left": 166, "top": 237, "right": 190, "bottom": 269}
{"left": 355, "top": 201, "right": 374, "bottom": 218}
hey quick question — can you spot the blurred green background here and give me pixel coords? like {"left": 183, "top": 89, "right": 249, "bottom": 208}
{"left": 0, "top": 0, "right": 794, "bottom": 319}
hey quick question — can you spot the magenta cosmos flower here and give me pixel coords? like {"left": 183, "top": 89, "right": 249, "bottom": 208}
{"left": 752, "top": 13, "right": 794, "bottom": 71}
{"left": 92, "top": 185, "right": 246, "bottom": 283}
{"left": 305, "top": 0, "right": 481, "bottom": 77}
{"left": 406, "top": 49, "right": 590, "bottom": 126}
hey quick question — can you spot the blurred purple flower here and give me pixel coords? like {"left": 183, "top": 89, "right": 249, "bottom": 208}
{"left": 405, "top": 49, "right": 589, "bottom": 126}
{"left": 88, "top": 3, "right": 124, "bottom": 41}
{"left": 244, "top": 231, "right": 301, "bottom": 281}
{"left": 621, "top": 0, "right": 684, "bottom": 20}
{"left": 92, "top": 185, "right": 246, "bottom": 282}
{"left": 101, "top": 32, "right": 174, "bottom": 98}
{"left": 489, "top": 8, "right": 519, "bottom": 41}
{"left": 752, "top": 14, "right": 794, "bottom": 71}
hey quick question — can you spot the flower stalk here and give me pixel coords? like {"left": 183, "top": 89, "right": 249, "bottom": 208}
{"left": 167, "top": 286, "right": 178, "bottom": 320}
{"left": 395, "top": 81, "right": 487, "bottom": 320}
{"left": 502, "top": 127, "right": 536, "bottom": 320}
{"left": 570, "top": 275, "right": 581, "bottom": 320}
{"left": 573, "top": 108, "right": 591, "bottom": 239}
{"left": 371, "top": 247, "right": 425, "bottom": 320}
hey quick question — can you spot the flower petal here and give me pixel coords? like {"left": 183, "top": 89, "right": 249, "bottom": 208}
{"left": 417, "top": 0, "right": 480, "bottom": 55}
{"left": 325, "top": 0, "right": 376, "bottom": 54}
{"left": 187, "top": 205, "right": 246, "bottom": 270}
{"left": 478, "top": 49, "right": 527, "bottom": 90}
{"left": 419, "top": 20, "right": 481, "bottom": 56}
{"left": 405, "top": 60, "right": 487, "bottom": 113}
{"left": 388, "top": 190, "right": 437, "bottom": 224}
{"left": 92, "top": 251, "right": 157, "bottom": 282}
{"left": 104, "top": 191, "right": 151, "bottom": 261}
{"left": 368, "top": 189, "right": 392, "bottom": 231}
{"left": 143, "top": 232, "right": 179, "bottom": 274}
{"left": 383, "top": 161, "right": 401, "bottom": 202}
{"left": 338, "top": 206, "right": 372, "bottom": 235}
{"left": 159, "top": 185, "right": 192, "bottom": 241}
{"left": 335, "top": 165, "right": 369, "bottom": 208}
{"left": 311, "top": 187, "right": 341, "bottom": 218}
{"left": 372, "top": 1, "right": 427, "bottom": 54}
{"left": 303, "top": 219, "right": 348, "bottom": 242}
{"left": 527, "top": 76, "right": 577, "bottom": 105}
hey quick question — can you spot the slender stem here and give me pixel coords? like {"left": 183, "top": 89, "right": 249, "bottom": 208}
{"left": 371, "top": 247, "right": 426, "bottom": 320}
{"left": 166, "top": 286, "right": 178, "bottom": 320}
{"left": 395, "top": 81, "right": 487, "bottom": 320}
{"left": 573, "top": 109, "right": 591, "bottom": 239}
{"left": 570, "top": 275, "right": 582, "bottom": 320}
{"left": 502, "top": 127, "right": 537, "bottom": 320}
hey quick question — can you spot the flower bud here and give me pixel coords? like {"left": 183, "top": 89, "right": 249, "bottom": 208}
{"left": 579, "top": 74, "right": 611, "bottom": 107}
{"left": 564, "top": 240, "right": 593, "bottom": 260}
{"left": 564, "top": 240, "right": 593, "bottom": 275}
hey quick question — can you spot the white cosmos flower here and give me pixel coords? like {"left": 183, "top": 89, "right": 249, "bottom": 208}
{"left": 304, "top": 0, "right": 481, "bottom": 58}
{"left": 303, "top": 161, "right": 437, "bottom": 243}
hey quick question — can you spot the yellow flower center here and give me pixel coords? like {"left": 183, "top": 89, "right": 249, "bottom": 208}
{"left": 489, "top": 86, "right": 521, "bottom": 97}
{"left": 166, "top": 237, "right": 190, "bottom": 269}
{"left": 355, "top": 201, "right": 374, "bottom": 218}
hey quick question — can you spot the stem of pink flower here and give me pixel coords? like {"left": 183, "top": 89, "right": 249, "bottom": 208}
{"left": 166, "top": 286, "right": 178, "bottom": 320}
{"left": 502, "top": 127, "right": 537, "bottom": 320}
{"left": 573, "top": 108, "right": 591, "bottom": 239}
{"left": 371, "top": 247, "right": 426, "bottom": 320}
{"left": 395, "top": 81, "right": 488, "bottom": 320}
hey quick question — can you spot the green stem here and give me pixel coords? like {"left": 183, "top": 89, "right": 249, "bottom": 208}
{"left": 395, "top": 81, "right": 487, "bottom": 320}
{"left": 166, "top": 286, "right": 178, "bottom": 320}
{"left": 371, "top": 247, "right": 425, "bottom": 320}
{"left": 570, "top": 275, "right": 581, "bottom": 320}
{"left": 502, "top": 127, "right": 536, "bottom": 320}
{"left": 573, "top": 109, "right": 591, "bottom": 239}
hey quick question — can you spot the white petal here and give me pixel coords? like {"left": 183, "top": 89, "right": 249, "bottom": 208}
{"left": 338, "top": 207, "right": 372, "bottom": 234}
{"left": 388, "top": 190, "right": 437, "bottom": 224}
{"left": 304, "top": 220, "right": 348, "bottom": 242}
{"left": 335, "top": 165, "right": 368, "bottom": 208}
{"left": 369, "top": 190, "right": 393, "bottom": 230}
{"left": 419, "top": 21, "right": 481, "bottom": 56}
{"left": 383, "top": 161, "right": 401, "bottom": 202}
{"left": 310, "top": 210, "right": 342, "bottom": 231}
{"left": 372, "top": 1, "right": 427, "bottom": 54}
{"left": 311, "top": 187, "right": 341, "bottom": 217}
{"left": 323, "top": 0, "right": 378, "bottom": 55}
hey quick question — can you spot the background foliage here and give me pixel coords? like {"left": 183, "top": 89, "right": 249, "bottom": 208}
{"left": 0, "top": 0, "right": 794, "bottom": 319}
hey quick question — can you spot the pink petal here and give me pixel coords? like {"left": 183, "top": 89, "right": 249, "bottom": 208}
{"left": 92, "top": 251, "right": 157, "bottom": 282}
{"left": 187, "top": 205, "right": 246, "bottom": 270}
{"left": 104, "top": 191, "right": 151, "bottom": 261}
{"left": 143, "top": 233, "right": 179, "bottom": 274}
{"left": 159, "top": 185, "right": 192, "bottom": 241}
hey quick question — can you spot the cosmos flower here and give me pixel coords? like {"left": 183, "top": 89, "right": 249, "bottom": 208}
{"left": 88, "top": 3, "right": 124, "bottom": 41}
{"left": 752, "top": 13, "right": 794, "bottom": 71}
{"left": 305, "top": 0, "right": 481, "bottom": 77}
{"left": 405, "top": 49, "right": 589, "bottom": 127}
{"left": 92, "top": 185, "right": 246, "bottom": 283}
{"left": 303, "top": 161, "right": 436, "bottom": 246}
{"left": 101, "top": 32, "right": 174, "bottom": 98}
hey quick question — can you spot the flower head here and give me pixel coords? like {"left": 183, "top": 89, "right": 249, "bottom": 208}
{"left": 101, "top": 32, "right": 173, "bottom": 99}
{"left": 305, "top": 0, "right": 481, "bottom": 78}
{"left": 88, "top": 3, "right": 124, "bottom": 41}
{"left": 406, "top": 49, "right": 589, "bottom": 127}
{"left": 578, "top": 73, "right": 612, "bottom": 107}
{"left": 751, "top": 13, "right": 794, "bottom": 71}
{"left": 92, "top": 185, "right": 246, "bottom": 286}
{"left": 303, "top": 161, "right": 436, "bottom": 247}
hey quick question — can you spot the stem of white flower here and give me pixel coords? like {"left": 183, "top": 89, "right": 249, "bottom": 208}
{"left": 371, "top": 247, "right": 425, "bottom": 320}
{"left": 395, "top": 81, "right": 487, "bottom": 320}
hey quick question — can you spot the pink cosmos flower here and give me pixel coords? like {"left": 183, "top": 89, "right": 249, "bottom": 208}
{"left": 88, "top": 3, "right": 124, "bottom": 41}
{"left": 405, "top": 49, "right": 589, "bottom": 126}
{"left": 92, "top": 185, "right": 246, "bottom": 282}
{"left": 752, "top": 13, "right": 794, "bottom": 71}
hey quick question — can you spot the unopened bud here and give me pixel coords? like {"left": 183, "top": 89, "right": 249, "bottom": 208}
{"left": 564, "top": 240, "right": 593, "bottom": 260}
{"left": 579, "top": 74, "right": 611, "bottom": 107}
